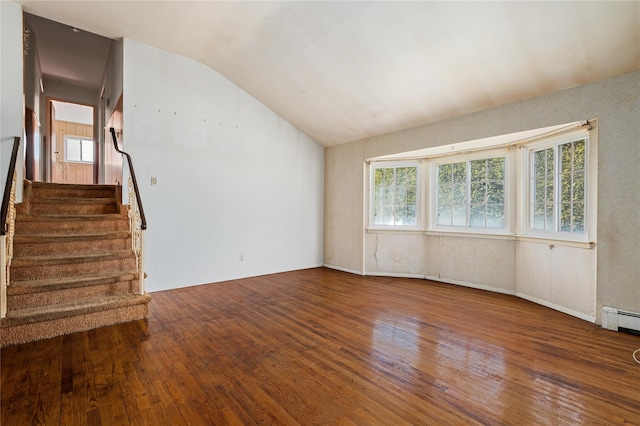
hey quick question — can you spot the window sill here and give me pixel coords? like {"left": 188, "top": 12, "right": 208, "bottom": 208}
{"left": 516, "top": 235, "right": 595, "bottom": 249}
{"left": 424, "top": 230, "right": 515, "bottom": 240}
{"left": 367, "top": 227, "right": 425, "bottom": 234}
{"left": 367, "top": 228, "right": 595, "bottom": 249}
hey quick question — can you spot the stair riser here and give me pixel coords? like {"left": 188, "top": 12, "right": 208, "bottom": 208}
{"left": 15, "top": 219, "right": 129, "bottom": 234}
{"left": 8, "top": 280, "right": 139, "bottom": 310}
{"left": 30, "top": 187, "right": 117, "bottom": 199}
{"left": 13, "top": 237, "right": 131, "bottom": 257}
{"left": 11, "top": 257, "right": 137, "bottom": 282}
{"left": 1, "top": 302, "right": 148, "bottom": 347}
{"left": 29, "top": 203, "right": 117, "bottom": 215}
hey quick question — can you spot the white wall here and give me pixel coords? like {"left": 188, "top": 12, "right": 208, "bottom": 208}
{"left": 0, "top": 1, "right": 24, "bottom": 200}
{"left": 122, "top": 39, "right": 324, "bottom": 292}
{"left": 101, "top": 39, "right": 122, "bottom": 122}
{"left": 325, "top": 71, "right": 639, "bottom": 325}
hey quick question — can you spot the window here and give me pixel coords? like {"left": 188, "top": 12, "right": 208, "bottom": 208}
{"left": 530, "top": 137, "right": 586, "bottom": 235}
{"left": 371, "top": 163, "right": 419, "bottom": 227}
{"left": 435, "top": 156, "right": 506, "bottom": 229}
{"left": 65, "top": 136, "right": 94, "bottom": 163}
{"left": 367, "top": 121, "right": 593, "bottom": 242}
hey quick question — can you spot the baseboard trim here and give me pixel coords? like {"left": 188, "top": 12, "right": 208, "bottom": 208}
{"left": 323, "top": 264, "right": 364, "bottom": 276}
{"left": 516, "top": 292, "right": 595, "bottom": 323}
{"left": 424, "top": 275, "right": 516, "bottom": 296}
{"left": 366, "top": 271, "right": 426, "bottom": 279}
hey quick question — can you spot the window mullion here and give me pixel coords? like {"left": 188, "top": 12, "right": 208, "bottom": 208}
{"left": 553, "top": 145, "right": 562, "bottom": 232}
{"left": 466, "top": 160, "right": 471, "bottom": 227}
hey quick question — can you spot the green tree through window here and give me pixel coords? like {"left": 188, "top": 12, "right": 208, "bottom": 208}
{"left": 437, "top": 157, "right": 505, "bottom": 228}
{"left": 372, "top": 165, "right": 418, "bottom": 226}
{"left": 531, "top": 138, "right": 586, "bottom": 234}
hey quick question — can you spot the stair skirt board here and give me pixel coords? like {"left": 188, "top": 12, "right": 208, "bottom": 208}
{"left": 1, "top": 295, "right": 150, "bottom": 347}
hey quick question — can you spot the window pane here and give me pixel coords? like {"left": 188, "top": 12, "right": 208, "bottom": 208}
{"left": 372, "top": 165, "right": 418, "bottom": 227}
{"left": 437, "top": 156, "right": 505, "bottom": 229}
{"left": 438, "top": 183, "right": 452, "bottom": 204}
{"left": 572, "top": 202, "right": 585, "bottom": 233}
{"left": 66, "top": 138, "right": 82, "bottom": 162}
{"left": 470, "top": 159, "right": 486, "bottom": 182}
{"left": 535, "top": 178, "right": 546, "bottom": 204}
{"left": 438, "top": 206, "right": 452, "bottom": 226}
{"left": 396, "top": 185, "right": 407, "bottom": 207}
{"left": 573, "top": 171, "right": 585, "bottom": 203}
{"left": 560, "top": 171, "right": 572, "bottom": 203}
{"left": 452, "top": 206, "right": 466, "bottom": 227}
{"left": 534, "top": 204, "right": 545, "bottom": 230}
{"left": 438, "top": 164, "right": 452, "bottom": 183}
{"left": 560, "top": 142, "right": 573, "bottom": 174}
{"left": 81, "top": 139, "right": 93, "bottom": 162}
{"left": 553, "top": 139, "right": 587, "bottom": 234}
{"left": 545, "top": 178, "right": 554, "bottom": 205}
{"left": 545, "top": 205, "right": 554, "bottom": 231}
{"left": 546, "top": 148, "right": 554, "bottom": 171}
{"left": 470, "top": 205, "right": 485, "bottom": 227}
{"left": 452, "top": 183, "right": 466, "bottom": 204}
{"left": 470, "top": 182, "right": 485, "bottom": 204}
{"left": 487, "top": 157, "right": 504, "bottom": 181}
{"left": 452, "top": 162, "right": 466, "bottom": 183}
{"left": 573, "top": 140, "right": 586, "bottom": 171}
{"left": 396, "top": 206, "right": 417, "bottom": 226}
{"left": 486, "top": 181, "right": 504, "bottom": 205}
{"left": 486, "top": 204, "right": 504, "bottom": 228}
{"left": 534, "top": 150, "right": 547, "bottom": 177}
{"left": 560, "top": 203, "right": 572, "bottom": 232}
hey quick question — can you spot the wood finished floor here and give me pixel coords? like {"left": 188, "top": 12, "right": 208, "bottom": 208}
{"left": 2, "top": 267, "right": 640, "bottom": 425}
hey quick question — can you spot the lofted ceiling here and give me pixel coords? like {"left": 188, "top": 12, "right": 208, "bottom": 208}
{"left": 15, "top": 1, "right": 640, "bottom": 147}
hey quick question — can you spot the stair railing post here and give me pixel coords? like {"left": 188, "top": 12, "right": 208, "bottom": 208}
{"left": 111, "top": 128, "right": 146, "bottom": 295}
{"left": 139, "top": 231, "right": 145, "bottom": 295}
{"left": 127, "top": 175, "right": 145, "bottom": 295}
{"left": 1, "top": 236, "right": 6, "bottom": 318}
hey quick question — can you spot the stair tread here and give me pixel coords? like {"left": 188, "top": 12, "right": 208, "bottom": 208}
{"left": 8, "top": 271, "right": 139, "bottom": 294}
{"left": 1, "top": 293, "right": 150, "bottom": 326}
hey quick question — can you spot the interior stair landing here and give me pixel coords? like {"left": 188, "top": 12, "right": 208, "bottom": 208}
{"left": 0, "top": 181, "right": 149, "bottom": 347}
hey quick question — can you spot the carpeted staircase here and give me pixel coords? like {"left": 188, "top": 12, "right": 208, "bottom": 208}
{"left": 0, "top": 180, "right": 149, "bottom": 347}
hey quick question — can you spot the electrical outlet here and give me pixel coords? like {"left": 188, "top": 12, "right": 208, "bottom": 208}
{"left": 239, "top": 254, "right": 244, "bottom": 262}
{"left": 394, "top": 252, "right": 400, "bottom": 261}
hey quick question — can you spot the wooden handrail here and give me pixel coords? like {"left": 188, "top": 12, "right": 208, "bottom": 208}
{"left": 109, "top": 128, "right": 147, "bottom": 230}
{"left": 1, "top": 137, "right": 21, "bottom": 236}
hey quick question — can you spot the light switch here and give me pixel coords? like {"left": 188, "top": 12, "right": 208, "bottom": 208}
{"left": 151, "top": 177, "right": 157, "bottom": 185}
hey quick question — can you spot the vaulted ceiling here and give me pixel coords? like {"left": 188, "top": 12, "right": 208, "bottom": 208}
{"left": 15, "top": 1, "right": 640, "bottom": 147}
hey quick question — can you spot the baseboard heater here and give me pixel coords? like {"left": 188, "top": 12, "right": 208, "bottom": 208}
{"left": 602, "top": 307, "right": 640, "bottom": 333}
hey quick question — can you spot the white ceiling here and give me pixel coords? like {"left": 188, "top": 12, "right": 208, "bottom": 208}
{"left": 51, "top": 100, "right": 93, "bottom": 125}
{"left": 15, "top": 1, "right": 640, "bottom": 147}
{"left": 24, "top": 13, "right": 112, "bottom": 90}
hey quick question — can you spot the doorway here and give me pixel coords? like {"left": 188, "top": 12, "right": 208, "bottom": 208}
{"left": 49, "top": 100, "right": 96, "bottom": 185}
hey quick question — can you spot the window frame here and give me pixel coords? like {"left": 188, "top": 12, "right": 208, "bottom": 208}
{"left": 429, "top": 149, "right": 510, "bottom": 235}
{"left": 368, "top": 161, "right": 423, "bottom": 230}
{"left": 64, "top": 135, "right": 94, "bottom": 164}
{"left": 524, "top": 130, "right": 590, "bottom": 242}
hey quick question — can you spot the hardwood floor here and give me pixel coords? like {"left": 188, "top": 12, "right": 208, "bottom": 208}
{"left": 2, "top": 267, "right": 640, "bottom": 425}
